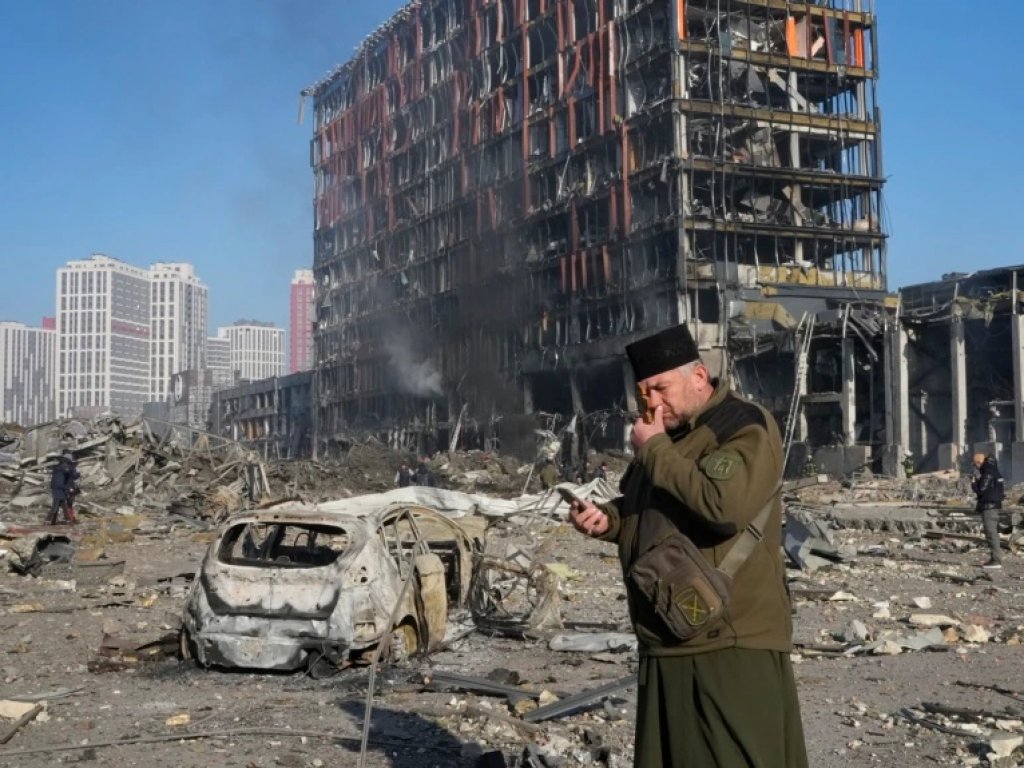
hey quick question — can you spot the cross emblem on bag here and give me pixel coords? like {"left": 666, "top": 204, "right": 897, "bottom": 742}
{"left": 674, "top": 588, "right": 709, "bottom": 626}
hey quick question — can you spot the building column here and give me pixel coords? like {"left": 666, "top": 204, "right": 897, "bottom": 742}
{"left": 569, "top": 372, "right": 583, "bottom": 466}
{"left": 787, "top": 71, "right": 804, "bottom": 265}
{"left": 522, "top": 377, "right": 534, "bottom": 414}
{"left": 917, "top": 391, "right": 929, "bottom": 462}
{"left": 940, "top": 316, "right": 967, "bottom": 470}
{"left": 1011, "top": 315, "right": 1024, "bottom": 482}
{"left": 840, "top": 338, "right": 856, "bottom": 446}
{"left": 882, "top": 318, "right": 910, "bottom": 475}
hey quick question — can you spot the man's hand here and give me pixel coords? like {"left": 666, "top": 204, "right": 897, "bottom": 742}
{"left": 631, "top": 404, "right": 666, "bottom": 451}
{"left": 568, "top": 499, "right": 609, "bottom": 537}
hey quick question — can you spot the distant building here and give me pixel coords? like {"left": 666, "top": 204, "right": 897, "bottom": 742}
{"left": 0, "top": 321, "right": 56, "bottom": 427}
{"left": 217, "top": 321, "right": 284, "bottom": 382}
{"left": 206, "top": 335, "right": 232, "bottom": 376}
{"left": 289, "top": 269, "right": 315, "bottom": 373}
{"left": 149, "top": 262, "right": 208, "bottom": 402}
{"left": 167, "top": 367, "right": 238, "bottom": 431}
{"left": 56, "top": 254, "right": 150, "bottom": 418}
{"left": 210, "top": 371, "right": 313, "bottom": 459}
{"left": 41, "top": 317, "right": 55, "bottom": 330}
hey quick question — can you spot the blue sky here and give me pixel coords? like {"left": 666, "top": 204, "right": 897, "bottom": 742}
{"left": 1, "top": 1, "right": 1021, "bottom": 331}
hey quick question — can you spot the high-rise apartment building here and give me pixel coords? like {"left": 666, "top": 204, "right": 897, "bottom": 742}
{"left": 218, "top": 322, "right": 284, "bottom": 382}
{"left": 0, "top": 321, "right": 57, "bottom": 427}
{"left": 149, "top": 263, "right": 209, "bottom": 401}
{"left": 207, "top": 336, "right": 232, "bottom": 375}
{"left": 290, "top": 269, "right": 315, "bottom": 373}
{"left": 56, "top": 254, "right": 150, "bottom": 418}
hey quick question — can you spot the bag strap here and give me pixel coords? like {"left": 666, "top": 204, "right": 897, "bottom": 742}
{"left": 717, "top": 483, "right": 781, "bottom": 578}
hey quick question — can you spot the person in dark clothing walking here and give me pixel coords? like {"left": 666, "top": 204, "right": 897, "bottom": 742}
{"left": 972, "top": 452, "right": 1005, "bottom": 568}
{"left": 47, "top": 453, "right": 79, "bottom": 525}
{"left": 394, "top": 460, "right": 413, "bottom": 488}
{"left": 413, "top": 457, "right": 434, "bottom": 487}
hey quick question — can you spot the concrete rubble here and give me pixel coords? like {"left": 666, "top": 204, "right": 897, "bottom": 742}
{"left": 0, "top": 443, "right": 1022, "bottom": 766}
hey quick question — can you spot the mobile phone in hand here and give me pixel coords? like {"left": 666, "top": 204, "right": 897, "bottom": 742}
{"left": 556, "top": 486, "right": 583, "bottom": 506}
{"left": 636, "top": 382, "right": 654, "bottom": 424}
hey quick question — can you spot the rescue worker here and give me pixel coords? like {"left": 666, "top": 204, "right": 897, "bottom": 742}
{"left": 47, "top": 452, "right": 79, "bottom": 525}
{"left": 971, "top": 452, "right": 1005, "bottom": 569}
{"left": 592, "top": 462, "right": 609, "bottom": 481}
{"left": 566, "top": 323, "right": 808, "bottom": 767}
{"left": 394, "top": 460, "right": 413, "bottom": 488}
{"left": 538, "top": 458, "right": 560, "bottom": 489}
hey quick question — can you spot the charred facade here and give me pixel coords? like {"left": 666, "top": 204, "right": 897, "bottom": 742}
{"left": 307, "top": 0, "right": 889, "bottom": 465}
{"left": 896, "top": 267, "right": 1024, "bottom": 482}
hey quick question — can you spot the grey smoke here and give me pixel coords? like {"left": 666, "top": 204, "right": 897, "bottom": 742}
{"left": 385, "top": 334, "right": 443, "bottom": 398}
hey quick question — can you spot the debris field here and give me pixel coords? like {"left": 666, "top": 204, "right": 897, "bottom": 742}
{"left": 1, "top": 418, "right": 1023, "bottom": 767}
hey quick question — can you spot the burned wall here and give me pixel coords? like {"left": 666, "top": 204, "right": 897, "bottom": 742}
{"left": 307, "top": 0, "right": 887, "bottom": 459}
{"left": 900, "top": 267, "right": 1024, "bottom": 477}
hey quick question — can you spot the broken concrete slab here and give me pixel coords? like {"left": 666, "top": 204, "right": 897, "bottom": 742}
{"left": 898, "top": 627, "right": 946, "bottom": 652}
{"left": 988, "top": 733, "right": 1024, "bottom": 762}
{"left": 908, "top": 614, "right": 961, "bottom": 628}
{"left": 548, "top": 633, "right": 638, "bottom": 653}
{"left": 0, "top": 700, "right": 46, "bottom": 720}
{"left": 962, "top": 624, "right": 991, "bottom": 644}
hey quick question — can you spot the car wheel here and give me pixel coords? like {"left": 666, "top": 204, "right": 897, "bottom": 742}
{"left": 308, "top": 653, "right": 339, "bottom": 679}
{"left": 389, "top": 622, "right": 419, "bottom": 664}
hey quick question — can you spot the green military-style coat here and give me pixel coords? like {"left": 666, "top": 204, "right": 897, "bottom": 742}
{"left": 598, "top": 381, "right": 793, "bottom": 656}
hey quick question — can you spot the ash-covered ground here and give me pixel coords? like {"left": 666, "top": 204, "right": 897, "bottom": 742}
{"left": 2, "top": 426, "right": 1023, "bottom": 767}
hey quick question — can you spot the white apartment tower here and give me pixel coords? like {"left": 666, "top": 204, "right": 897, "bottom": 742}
{"left": 218, "top": 322, "right": 284, "bottom": 382}
{"left": 149, "top": 262, "right": 208, "bottom": 401}
{"left": 56, "top": 254, "right": 150, "bottom": 417}
{"left": 0, "top": 322, "right": 57, "bottom": 427}
{"left": 207, "top": 336, "right": 232, "bottom": 374}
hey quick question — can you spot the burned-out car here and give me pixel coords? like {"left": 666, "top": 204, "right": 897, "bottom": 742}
{"left": 180, "top": 503, "right": 483, "bottom": 673}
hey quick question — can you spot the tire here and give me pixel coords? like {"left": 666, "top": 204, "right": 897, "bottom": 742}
{"left": 389, "top": 621, "right": 419, "bottom": 664}
{"left": 307, "top": 653, "right": 339, "bottom": 679}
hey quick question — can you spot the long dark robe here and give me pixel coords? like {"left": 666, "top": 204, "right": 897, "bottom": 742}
{"left": 634, "top": 648, "right": 808, "bottom": 768}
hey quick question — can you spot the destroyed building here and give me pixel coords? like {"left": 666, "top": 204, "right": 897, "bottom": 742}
{"left": 209, "top": 371, "right": 313, "bottom": 460}
{"left": 896, "top": 266, "right": 1024, "bottom": 481}
{"left": 306, "top": 0, "right": 889, "bottom": 467}
{"left": 142, "top": 367, "right": 239, "bottom": 434}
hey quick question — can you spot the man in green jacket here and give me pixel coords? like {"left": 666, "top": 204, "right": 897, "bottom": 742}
{"left": 568, "top": 323, "right": 808, "bottom": 767}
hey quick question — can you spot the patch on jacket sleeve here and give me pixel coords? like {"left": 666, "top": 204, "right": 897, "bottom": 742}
{"left": 699, "top": 449, "right": 743, "bottom": 480}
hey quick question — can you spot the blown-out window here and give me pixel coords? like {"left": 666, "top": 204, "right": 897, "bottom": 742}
{"left": 217, "top": 523, "right": 350, "bottom": 568}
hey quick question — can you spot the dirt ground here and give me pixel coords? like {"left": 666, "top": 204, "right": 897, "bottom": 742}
{"left": 1, "top": 498, "right": 1023, "bottom": 767}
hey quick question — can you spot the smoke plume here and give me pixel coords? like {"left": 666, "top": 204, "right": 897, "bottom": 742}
{"left": 384, "top": 333, "right": 443, "bottom": 398}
